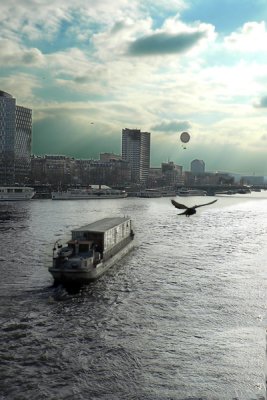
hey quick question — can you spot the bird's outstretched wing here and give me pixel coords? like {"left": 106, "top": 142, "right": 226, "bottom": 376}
{"left": 171, "top": 199, "right": 188, "bottom": 210}
{"left": 194, "top": 199, "right": 217, "bottom": 209}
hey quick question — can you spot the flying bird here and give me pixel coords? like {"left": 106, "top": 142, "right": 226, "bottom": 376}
{"left": 171, "top": 199, "right": 217, "bottom": 217}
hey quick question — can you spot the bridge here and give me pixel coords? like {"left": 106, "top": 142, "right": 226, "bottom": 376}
{"left": 175, "top": 184, "right": 267, "bottom": 196}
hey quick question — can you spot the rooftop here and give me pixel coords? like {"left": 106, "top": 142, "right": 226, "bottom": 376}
{"left": 0, "top": 90, "right": 13, "bottom": 98}
{"left": 72, "top": 217, "right": 130, "bottom": 233}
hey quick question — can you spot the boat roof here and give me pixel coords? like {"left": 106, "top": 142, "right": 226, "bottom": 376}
{"left": 72, "top": 217, "right": 131, "bottom": 233}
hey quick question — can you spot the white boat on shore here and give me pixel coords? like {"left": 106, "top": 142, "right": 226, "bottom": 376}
{"left": 51, "top": 186, "right": 127, "bottom": 200}
{"left": 49, "top": 217, "right": 135, "bottom": 285}
{"left": 0, "top": 186, "right": 35, "bottom": 201}
{"left": 177, "top": 188, "right": 207, "bottom": 196}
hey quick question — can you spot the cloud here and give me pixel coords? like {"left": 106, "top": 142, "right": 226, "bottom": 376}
{"left": 92, "top": 17, "right": 153, "bottom": 60}
{"left": 93, "top": 16, "right": 216, "bottom": 61}
{"left": 224, "top": 21, "right": 267, "bottom": 52}
{"left": 127, "top": 30, "right": 207, "bottom": 56}
{"left": 0, "top": 73, "right": 41, "bottom": 103}
{"left": 0, "top": 0, "right": 72, "bottom": 41}
{"left": 0, "top": 39, "right": 45, "bottom": 66}
{"left": 254, "top": 95, "right": 267, "bottom": 108}
{"left": 151, "top": 120, "right": 191, "bottom": 133}
{"left": 140, "top": 0, "right": 186, "bottom": 12}
{"left": 0, "top": 0, "right": 141, "bottom": 42}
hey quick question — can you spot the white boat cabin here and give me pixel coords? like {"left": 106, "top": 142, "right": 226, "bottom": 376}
{"left": 67, "top": 217, "right": 133, "bottom": 257}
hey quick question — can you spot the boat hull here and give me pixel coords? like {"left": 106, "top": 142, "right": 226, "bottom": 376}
{"left": 51, "top": 189, "right": 127, "bottom": 200}
{"left": 0, "top": 195, "right": 35, "bottom": 201}
{"left": 51, "top": 194, "right": 127, "bottom": 200}
{"left": 49, "top": 239, "right": 135, "bottom": 284}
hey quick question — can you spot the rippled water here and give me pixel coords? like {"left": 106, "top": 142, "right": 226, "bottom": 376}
{"left": 0, "top": 194, "right": 266, "bottom": 400}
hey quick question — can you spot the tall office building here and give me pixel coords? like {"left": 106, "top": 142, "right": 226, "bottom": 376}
{"left": 0, "top": 90, "right": 32, "bottom": 184}
{"left": 191, "top": 159, "right": 205, "bottom": 174}
{"left": 122, "top": 128, "right": 150, "bottom": 184}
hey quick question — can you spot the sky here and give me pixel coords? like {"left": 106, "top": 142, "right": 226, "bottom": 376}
{"left": 1, "top": 0, "right": 267, "bottom": 175}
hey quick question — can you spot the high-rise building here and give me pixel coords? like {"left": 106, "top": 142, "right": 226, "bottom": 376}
{"left": 191, "top": 159, "right": 205, "bottom": 174}
{"left": 122, "top": 128, "right": 150, "bottom": 184}
{"left": 0, "top": 90, "right": 32, "bottom": 184}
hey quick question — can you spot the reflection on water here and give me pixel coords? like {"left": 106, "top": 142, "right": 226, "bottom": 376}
{"left": 0, "top": 204, "right": 29, "bottom": 237}
{"left": 0, "top": 195, "right": 266, "bottom": 400}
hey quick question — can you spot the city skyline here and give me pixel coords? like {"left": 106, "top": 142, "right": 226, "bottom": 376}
{"left": 1, "top": 1, "right": 267, "bottom": 175}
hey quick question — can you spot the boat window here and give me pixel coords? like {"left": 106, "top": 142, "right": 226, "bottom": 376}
{"left": 79, "top": 244, "right": 89, "bottom": 253}
{"left": 92, "top": 233, "right": 102, "bottom": 242}
{"left": 15, "top": 189, "right": 23, "bottom": 192}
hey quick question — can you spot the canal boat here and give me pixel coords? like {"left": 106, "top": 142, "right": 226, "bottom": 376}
{"left": 49, "top": 217, "right": 135, "bottom": 285}
{"left": 0, "top": 186, "right": 35, "bottom": 201}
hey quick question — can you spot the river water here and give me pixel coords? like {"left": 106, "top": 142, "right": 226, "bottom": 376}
{"left": 0, "top": 193, "right": 266, "bottom": 400}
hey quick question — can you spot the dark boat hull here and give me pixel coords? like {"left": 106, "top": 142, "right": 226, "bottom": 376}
{"left": 49, "top": 239, "right": 135, "bottom": 284}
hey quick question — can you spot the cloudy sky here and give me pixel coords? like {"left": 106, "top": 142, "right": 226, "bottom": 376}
{"left": 1, "top": 0, "right": 267, "bottom": 174}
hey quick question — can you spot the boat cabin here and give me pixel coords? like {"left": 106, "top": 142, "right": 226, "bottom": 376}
{"left": 68, "top": 217, "right": 133, "bottom": 259}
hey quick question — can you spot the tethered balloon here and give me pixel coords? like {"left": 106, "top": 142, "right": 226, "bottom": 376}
{"left": 180, "top": 131, "right": 190, "bottom": 149}
{"left": 180, "top": 131, "right": 190, "bottom": 143}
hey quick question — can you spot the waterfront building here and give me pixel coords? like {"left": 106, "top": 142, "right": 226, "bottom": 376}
{"left": 147, "top": 167, "right": 163, "bottom": 188}
{"left": 240, "top": 175, "right": 264, "bottom": 185}
{"left": 76, "top": 158, "right": 130, "bottom": 186}
{"left": 31, "top": 155, "right": 77, "bottom": 185}
{"left": 184, "top": 171, "right": 234, "bottom": 186}
{"left": 122, "top": 128, "right": 150, "bottom": 184}
{"left": 31, "top": 154, "right": 130, "bottom": 187}
{"left": 161, "top": 161, "right": 183, "bottom": 186}
{"left": 100, "top": 152, "right": 121, "bottom": 162}
{"left": 0, "top": 90, "right": 32, "bottom": 184}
